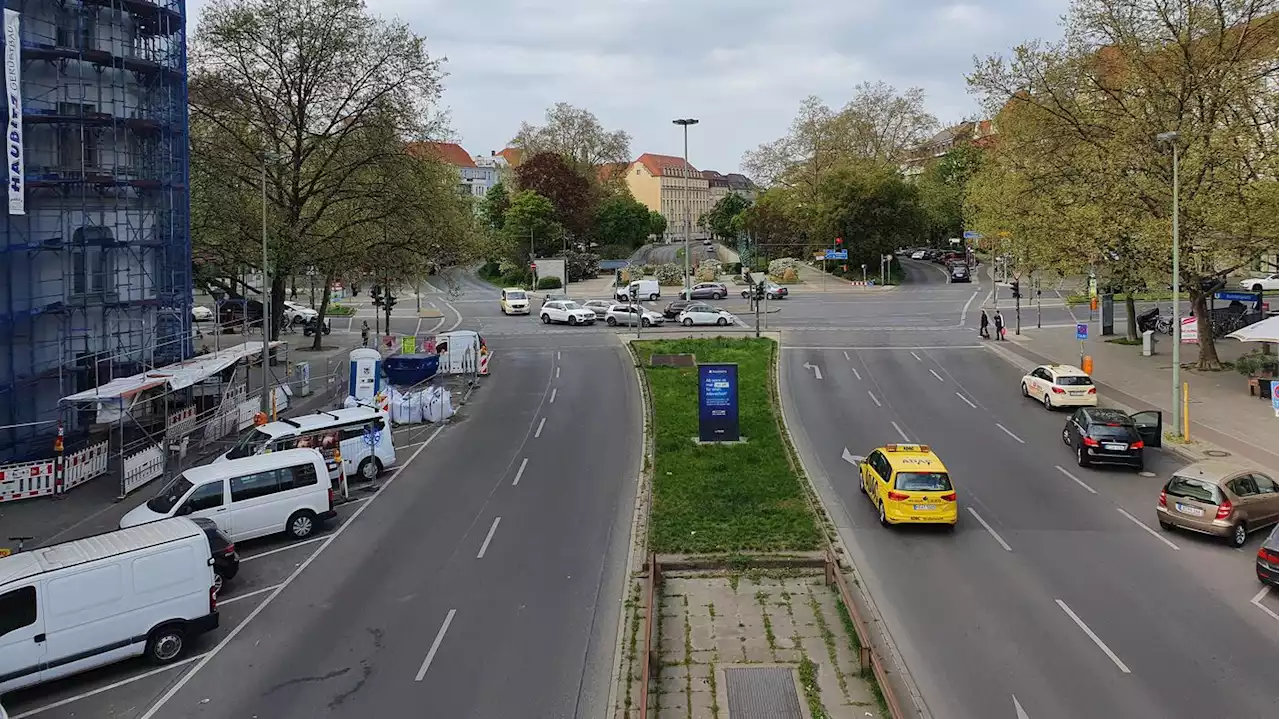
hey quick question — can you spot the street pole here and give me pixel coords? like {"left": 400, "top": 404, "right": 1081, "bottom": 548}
{"left": 1158, "top": 131, "right": 1183, "bottom": 438}
{"left": 1036, "top": 273, "right": 1042, "bottom": 329}
{"left": 260, "top": 156, "right": 271, "bottom": 412}
{"left": 672, "top": 118, "right": 699, "bottom": 297}
{"left": 1015, "top": 273, "right": 1022, "bottom": 335}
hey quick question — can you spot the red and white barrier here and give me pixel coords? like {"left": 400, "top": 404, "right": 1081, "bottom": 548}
{"left": 166, "top": 406, "right": 198, "bottom": 439}
{"left": 63, "top": 440, "right": 110, "bottom": 491}
{"left": 479, "top": 352, "right": 491, "bottom": 376}
{"left": 0, "top": 459, "right": 56, "bottom": 503}
{"left": 122, "top": 443, "right": 165, "bottom": 496}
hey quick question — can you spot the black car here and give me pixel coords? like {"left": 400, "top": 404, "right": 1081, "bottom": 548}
{"left": 663, "top": 299, "right": 694, "bottom": 319}
{"left": 1257, "top": 526, "right": 1278, "bottom": 586}
{"left": 1061, "top": 407, "right": 1161, "bottom": 470}
{"left": 191, "top": 517, "right": 239, "bottom": 593}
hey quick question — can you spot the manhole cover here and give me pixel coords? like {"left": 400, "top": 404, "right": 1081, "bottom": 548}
{"left": 723, "top": 666, "right": 803, "bottom": 719}
{"left": 1139, "top": 471, "right": 1157, "bottom": 477}
{"left": 1203, "top": 449, "right": 1232, "bottom": 458}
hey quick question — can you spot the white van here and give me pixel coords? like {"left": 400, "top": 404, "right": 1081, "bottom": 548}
{"left": 219, "top": 406, "right": 395, "bottom": 482}
{"left": 121, "top": 449, "right": 337, "bottom": 542}
{"left": 615, "top": 279, "right": 661, "bottom": 302}
{"left": 0, "top": 518, "right": 218, "bottom": 695}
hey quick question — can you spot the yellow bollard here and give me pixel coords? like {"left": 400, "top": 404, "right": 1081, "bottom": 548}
{"left": 1082, "top": 355, "right": 1094, "bottom": 375}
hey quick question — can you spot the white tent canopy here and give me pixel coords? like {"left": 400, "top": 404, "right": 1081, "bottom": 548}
{"left": 1226, "top": 315, "right": 1279, "bottom": 344}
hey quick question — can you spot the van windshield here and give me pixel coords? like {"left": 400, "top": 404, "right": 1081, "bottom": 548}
{"left": 226, "top": 428, "right": 273, "bottom": 459}
{"left": 507, "top": 291, "right": 526, "bottom": 300}
{"left": 147, "top": 475, "right": 193, "bottom": 513}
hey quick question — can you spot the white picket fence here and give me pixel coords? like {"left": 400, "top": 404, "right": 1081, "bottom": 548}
{"left": 122, "top": 443, "right": 165, "bottom": 496}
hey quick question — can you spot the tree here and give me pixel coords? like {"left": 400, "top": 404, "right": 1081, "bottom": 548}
{"left": 648, "top": 210, "right": 668, "bottom": 239}
{"left": 502, "top": 190, "right": 564, "bottom": 264}
{"left": 813, "top": 163, "right": 926, "bottom": 268}
{"left": 740, "top": 189, "right": 806, "bottom": 261}
{"left": 511, "top": 102, "right": 632, "bottom": 174}
{"left": 595, "top": 195, "right": 653, "bottom": 249}
{"left": 513, "top": 152, "right": 595, "bottom": 239}
{"left": 706, "top": 193, "right": 753, "bottom": 241}
{"left": 481, "top": 181, "right": 511, "bottom": 230}
{"left": 917, "top": 144, "right": 983, "bottom": 245}
{"left": 190, "top": 0, "right": 445, "bottom": 341}
{"left": 967, "top": 0, "right": 1279, "bottom": 367}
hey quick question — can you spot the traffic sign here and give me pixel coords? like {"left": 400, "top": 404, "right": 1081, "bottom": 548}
{"left": 1075, "top": 323, "right": 1088, "bottom": 340}
{"left": 824, "top": 249, "right": 848, "bottom": 260}
{"left": 1214, "top": 291, "right": 1260, "bottom": 303}
{"left": 963, "top": 230, "right": 982, "bottom": 240}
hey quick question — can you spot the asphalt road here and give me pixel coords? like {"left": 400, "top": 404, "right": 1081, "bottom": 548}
{"left": 777, "top": 260, "right": 1279, "bottom": 719}
{"left": 3, "top": 315, "right": 642, "bottom": 718}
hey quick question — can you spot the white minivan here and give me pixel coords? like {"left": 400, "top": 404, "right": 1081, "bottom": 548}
{"left": 0, "top": 518, "right": 218, "bottom": 695}
{"left": 219, "top": 406, "right": 395, "bottom": 482}
{"left": 121, "top": 449, "right": 337, "bottom": 542}
{"left": 615, "top": 279, "right": 661, "bottom": 302}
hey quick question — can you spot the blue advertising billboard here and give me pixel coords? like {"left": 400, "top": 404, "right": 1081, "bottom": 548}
{"left": 698, "top": 363, "right": 740, "bottom": 442}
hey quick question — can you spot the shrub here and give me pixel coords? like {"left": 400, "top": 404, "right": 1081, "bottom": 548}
{"left": 655, "top": 263, "right": 684, "bottom": 286}
{"left": 695, "top": 259, "right": 722, "bottom": 282}
{"left": 537, "top": 276, "right": 563, "bottom": 290}
{"left": 768, "top": 257, "right": 802, "bottom": 277}
{"left": 781, "top": 267, "right": 799, "bottom": 283}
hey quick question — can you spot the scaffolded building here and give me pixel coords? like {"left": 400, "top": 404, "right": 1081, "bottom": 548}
{"left": 0, "top": 0, "right": 189, "bottom": 462}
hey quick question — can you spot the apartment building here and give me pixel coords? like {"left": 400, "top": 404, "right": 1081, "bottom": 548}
{"left": 625, "top": 153, "right": 710, "bottom": 242}
{"left": 899, "top": 120, "right": 995, "bottom": 180}
{"left": 408, "top": 142, "right": 497, "bottom": 199}
{"left": 701, "top": 170, "right": 729, "bottom": 207}
{"left": 724, "top": 173, "right": 759, "bottom": 201}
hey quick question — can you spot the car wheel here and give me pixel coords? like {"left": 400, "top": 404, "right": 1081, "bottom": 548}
{"left": 1062, "top": 428, "right": 1070, "bottom": 445}
{"left": 1042, "top": 393, "right": 1053, "bottom": 410}
{"left": 716, "top": 317, "right": 728, "bottom": 326}
{"left": 683, "top": 318, "right": 694, "bottom": 326}
{"left": 322, "top": 324, "right": 331, "bottom": 335}
{"left": 541, "top": 314, "right": 550, "bottom": 324}
{"left": 287, "top": 510, "right": 318, "bottom": 539}
{"left": 878, "top": 501, "right": 890, "bottom": 528}
{"left": 1253, "top": 284, "right": 1264, "bottom": 292}
{"left": 649, "top": 294, "right": 658, "bottom": 301}
{"left": 303, "top": 328, "right": 312, "bottom": 337}
{"left": 1158, "top": 519, "right": 1174, "bottom": 531}
{"left": 713, "top": 292, "right": 724, "bottom": 299}
{"left": 1021, "top": 383, "right": 1030, "bottom": 398}
{"left": 1076, "top": 444, "right": 1089, "bottom": 467}
{"left": 145, "top": 624, "right": 186, "bottom": 664}
{"left": 569, "top": 316, "right": 579, "bottom": 326}
{"left": 211, "top": 571, "right": 223, "bottom": 596}
{"left": 642, "top": 318, "right": 651, "bottom": 327}
{"left": 1230, "top": 522, "right": 1248, "bottom": 547}
{"left": 741, "top": 291, "right": 749, "bottom": 298}
{"left": 357, "top": 458, "right": 379, "bottom": 481}
{"left": 607, "top": 316, "right": 617, "bottom": 326}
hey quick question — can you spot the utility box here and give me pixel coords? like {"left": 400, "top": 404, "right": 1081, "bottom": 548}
{"left": 1143, "top": 330, "right": 1157, "bottom": 356}
{"left": 295, "top": 361, "right": 312, "bottom": 396}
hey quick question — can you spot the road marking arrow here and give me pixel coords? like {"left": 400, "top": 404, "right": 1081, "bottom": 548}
{"left": 1013, "top": 695, "right": 1030, "bottom": 719}
{"left": 841, "top": 447, "right": 861, "bottom": 466}
{"left": 802, "top": 362, "right": 823, "bottom": 380}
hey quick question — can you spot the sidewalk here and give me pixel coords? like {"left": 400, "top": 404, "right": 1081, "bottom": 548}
{"left": 791, "top": 262, "right": 896, "bottom": 293}
{"left": 994, "top": 326, "right": 1278, "bottom": 469}
{"left": 0, "top": 338, "right": 364, "bottom": 554}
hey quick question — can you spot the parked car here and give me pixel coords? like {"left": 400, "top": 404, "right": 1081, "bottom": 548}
{"left": 190, "top": 517, "right": 239, "bottom": 594}
{"left": 541, "top": 292, "right": 570, "bottom": 304}
{"left": 679, "top": 283, "right": 728, "bottom": 300}
{"left": 0, "top": 518, "right": 219, "bottom": 694}
{"left": 605, "top": 304, "right": 664, "bottom": 327}
{"left": 1156, "top": 462, "right": 1280, "bottom": 547}
{"left": 217, "top": 298, "right": 264, "bottom": 328}
{"left": 191, "top": 305, "right": 214, "bottom": 322}
{"left": 1021, "top": 364, "right": 1097, "bottom": 409}
{"left": 615, "top": 279, "right": 661, "bottom": 302}
{"left": 540, "top": 300, "right": 596, "bottom": 326}
{"left": 1240, "top": 274, "right": 1279, "bottom": 292}
{"left": 741, "top": 282, "right": 788, "bottom": 300}
{"left": 910, "top": 250, "right": 927, "bottom": 260}
{"left": 678, "top": 305, "right": 737, "bottom": 327}
{"left": 1257, "top": 526, "right": 1279, "bottom": 585}
{"left": 282, "top": 300, "right": 318, "bottom": 324}
{"left": 1060, "top": 407, "right": 1161, "bottom": 470}
{"left": 581, "top": 299, "right": 613, "bottom": 318}
{"left": 663, "top": 299, "right": 695, "bottom": 319}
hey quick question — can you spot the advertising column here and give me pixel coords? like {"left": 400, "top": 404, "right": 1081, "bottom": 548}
{"left": 697, "top": 363, "right": 740, "bottom": 442}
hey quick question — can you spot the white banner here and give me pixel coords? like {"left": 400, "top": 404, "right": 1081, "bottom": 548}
{"left": 4, "top": 9, "right": 23, "bottom": 215}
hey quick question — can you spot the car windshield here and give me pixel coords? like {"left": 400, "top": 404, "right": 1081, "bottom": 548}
{"left": 226, "top": 427, "right": 272, "bottom": 460}
{"left": 1056, "top": 376, "right": 1093, "bottom": 386}
{"left": 507, "top": 291, "right": 526, "bottom": 300}
{"left": 147, "top": 475, "right": 194, "bottom": 513}
{"left": 1165, "top": 475, "right": 1224, "bottom": 504}
{"left": 561, "top": 302, "right": 581, "bottom": 310}
{"left": 895, "top": 472, "right": 953, "bottom": 491}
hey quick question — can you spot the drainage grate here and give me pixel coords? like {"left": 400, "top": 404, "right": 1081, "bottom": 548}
{"left": 723, "top": 666, "right": 804, "bottom": 719}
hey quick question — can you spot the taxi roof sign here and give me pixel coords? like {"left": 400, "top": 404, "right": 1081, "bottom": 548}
{"left": 884, "top": 443, "right": 929, "bottom": 453}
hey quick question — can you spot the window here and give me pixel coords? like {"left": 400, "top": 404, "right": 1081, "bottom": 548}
{"left": 182, "top": 482, "right": 225, "bottom": 512}
{"left": 1055, "top": 375, "right": 1093, "bottom": 386}
{"left": 1251, "top": 474, "right": 1278, "bottom": 494}
{"left": 58, "top": 104, "right": 99, "bottom": 170}
{"left": 0, "top": 586, "right": 37, "bottom": 638}
{"left": 867, "top": 451, "right": 890, "bottom": 481}
{"left": 1231, "top": 475, "right": 1260, "bottom": 497}
{"left": 70, "top": 247, "right": 106, "bottom": 295}
{"left": 230, "top": 470, "right": 282, "bottom": 502}
{"left": 1165, "top": 476, "right": 1224, "bottom": 505}
{"left": 894, "top": 472, "right": 953, "bottom": 491}
{"left": 284, "top": 462, "right": 320, "bottom": 490}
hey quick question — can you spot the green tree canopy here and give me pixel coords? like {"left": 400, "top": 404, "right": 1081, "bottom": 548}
{"left": 595, "top": 195, "right": 653, "bottom": 250}
{"left": 502, "top": 190, "right": 564, "bottom": 263}
{"left": 481, "top": 181, "right": 511, "bottom": 231}
{"left": 513, "top": 152, "right": 595, "bottom": 239}
{"left": 705, "top": 193, "right": 753, "bottom": 241}
{"left": 647, "top": 210, "right": 668, "bottom": 239}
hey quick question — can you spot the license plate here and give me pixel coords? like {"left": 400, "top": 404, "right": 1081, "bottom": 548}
{"left": 1069, "top": 391, "right": 1084, "bottom": 396}
{"left": 1175, "top": 503, "right": 1204, "bottom": 517}
{"left": 1103, "top": 443, "right": 1127, "bottom": 451}
{"left": 913, "top": 504, "right": 936, "bottom": 511}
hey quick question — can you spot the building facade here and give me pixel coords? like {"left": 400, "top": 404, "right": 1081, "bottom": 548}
{"left": 701, "top": 170, "right": 729, "bottom": 208}
{"left": 724, "top": 173, "right": 758, "bottom": 201}
{"left": 900, "top": 120, "right": 995, "bottom": 180}
{"left": 0, "top": 0, "right": 190, "bottom": 461}
{"left": 625, "top": 153, "right": 710, "bottom": 243}
{"left": 410, "top": 142, "right": 497, "bottom": 200}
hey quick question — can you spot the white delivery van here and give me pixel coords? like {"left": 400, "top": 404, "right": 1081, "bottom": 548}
{"left": 122, "top": 449, "right": 337, "bottom": 542}
{"left": 615, "top": 279, "right": 661, "bottom": 302}
{"left": 219, "top": 406, "right": 395, "bottom": 482}
{"left": 0, "top": 518, "right": 218, "bottom": 695}
{"left": 435, "top": 330, "right": 485, "bottom": 375}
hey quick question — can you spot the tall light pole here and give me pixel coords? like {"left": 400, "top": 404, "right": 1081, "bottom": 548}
{"left": 1157, "top": 131, "right": 1182, "bottom": 438}
{"left": 673, "top": 118, "right": 699, "bottom": 296}
{"left": 260, "top": 151, "right": 280, "bottom": 413}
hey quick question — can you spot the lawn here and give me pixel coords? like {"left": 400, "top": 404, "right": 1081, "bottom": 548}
{"left": 632, "top": 337, "right": 822, "bottom": 554}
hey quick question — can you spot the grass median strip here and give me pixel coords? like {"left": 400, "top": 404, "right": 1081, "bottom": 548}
{"left": 632, "top": 337, "right": 821, "bottom": 553}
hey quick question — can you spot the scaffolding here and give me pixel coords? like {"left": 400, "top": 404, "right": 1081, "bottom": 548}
{"left": 0, "top": 0, "right": 189, "bottom": 462}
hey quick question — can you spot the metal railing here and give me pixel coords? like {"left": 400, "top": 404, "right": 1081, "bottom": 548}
{"left": 638, "top": 552, "right": 661, "bottom": 719}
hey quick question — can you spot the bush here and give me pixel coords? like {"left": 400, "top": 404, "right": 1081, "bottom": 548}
{"left": 655, "top": 263, "right": 684, "bottom": 286}
{"left": 768, "top": 257, "right": 802, "bottom": 277}
{"left": 1235, "top": 350, "right": 1279, "bottom": 377}
{"left": 536, "top": 276, "right": 563, "bottom": 290}
{"left": 781, "top": 267, "right": 799, "bottom": 283}
{"left": 695, "top": 259, "right": 722, "bottom": 282}
{"left": 500, "top": 270, "right": 530, "bottom": 287}
{"left": 641, "top": 264, "right": 656, "bottom": 276}
{"left": 557, "top": 250, "right": 600, "bottom": 281}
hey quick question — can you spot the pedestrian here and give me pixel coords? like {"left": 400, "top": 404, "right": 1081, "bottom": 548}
{"left": 979, "top": 310, "right": 990, "bottom": 339}
{"left": 994, "top": 310, "right": 1006, "bottom": 340}
{"left": 361, "top": 320, "right": 370, "bottom": 347}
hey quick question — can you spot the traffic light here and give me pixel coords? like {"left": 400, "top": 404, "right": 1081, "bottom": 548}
{"left": 1011, "top": 280, "right": 1021, "bottom": 299}
{"left": 384, "top": 294, "right": 397, "bottom": 310}
{"left": 835, "top": 237, "right": 843, "bottom": 246}
{"left": 371, "top": 286, "right": 383, "bottom": 308}
{"left": 754, "top": 281, "right": 766, "bottom": 301}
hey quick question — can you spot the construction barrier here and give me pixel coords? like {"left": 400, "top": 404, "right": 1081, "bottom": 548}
{"left": 478, "top": 352, "right": 491, "bottom": 376}
{"left": 237, "top": 396, "right": 262, "bottom": 430}
{"left": 165, "top": 406, "right": 199, "bottom": 439}
{"left": 121, "top": 443, "right": 165, "bottom": 496}
{"left": 0, "top": 458, "right": 56, "bottom": 503}
{"left": 63, "top": 440, "right": 110, "bottom": 491}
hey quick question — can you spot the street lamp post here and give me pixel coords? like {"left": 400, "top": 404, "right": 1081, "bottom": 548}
{"left": 259, "top": 151, "right": 279, "bottom": 413}
{"left": 672, "top": 118, "right": 699, "bottom": 296}
{"left": 1157, "top": 130, "right": 1182, "bottom": 439}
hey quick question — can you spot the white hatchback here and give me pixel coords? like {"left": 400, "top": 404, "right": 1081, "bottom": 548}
{"left": 1021, "top": 363, "right": 1098, "bottom": 409}
{"left": 678, "top": 305, "right": 737, "bottom": 327}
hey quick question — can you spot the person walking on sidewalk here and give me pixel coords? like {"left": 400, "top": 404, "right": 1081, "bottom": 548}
{"left": 979, "top": 310, "right": 991, "bottom": 339}
{"left": 994, "top": 310, "right": 1006, "bottom": 340}
{"left": 361, "top": 320, "right": 370, "bottom": 347}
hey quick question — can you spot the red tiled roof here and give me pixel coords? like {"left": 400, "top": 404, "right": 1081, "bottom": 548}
{"left": 407, "top": 142, "right": 476, "bottom": 167}
{"left": 597, "top": 162, "right": 628, "bottom": 181}
{"left": 497, "top": 147, "right": 524, "bottom": 166}
{"left": 636, "top": 152, "right": 698, "bottom": 177}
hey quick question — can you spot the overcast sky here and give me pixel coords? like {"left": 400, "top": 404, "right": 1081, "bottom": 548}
{"left": 186, "top": 0, "right": 1071, "bottom": 175}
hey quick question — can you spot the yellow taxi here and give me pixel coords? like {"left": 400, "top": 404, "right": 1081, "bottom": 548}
{"left": 855, "top": 443, "right": 957, "bottom": 527}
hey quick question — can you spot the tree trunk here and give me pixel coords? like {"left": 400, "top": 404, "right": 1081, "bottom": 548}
{"left": 1192, "top": 291, "right": 1222, "bottom": 370}
{"left": 270, "top": 275, "right": 288, "bottom": 342}
{"left": 1124, "top": 294, "right": 1138, "bottom": 341}
{"left": 311, "top": 270, "right": 336, "bottom": 351}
